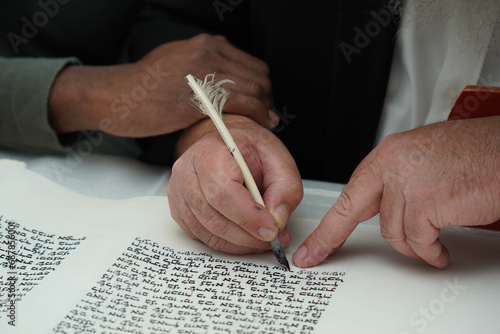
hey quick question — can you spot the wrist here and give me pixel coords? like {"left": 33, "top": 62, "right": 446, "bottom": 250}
{"left": 49, "top": 65, "right": 89, "bottom": 133}
{"left": 48, "top": 64, "right": 125, "bottom": 134}
{"left": 173, "top": 114, "right": 262, "bottom": 159}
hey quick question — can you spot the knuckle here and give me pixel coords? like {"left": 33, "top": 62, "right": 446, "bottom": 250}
{"left": 243, "top": 96, "right": 264, "bottom": 114}
{"left": 215, "top": 34, "right": 228, "bottom": 42}
{"left": 192, "top": 33, "right": 213, "bottom": 45}
{"left": 375, "top": 133, "right": 406, "bottom": 162}
{"left": 204, "top": 181, "right": 228, "bottom": 209}
{"left": 378, "top": 132, "right": 404, "bottom": 149}
{"left": 310, "top": 229, "right": 329, "bottom": 245}
{"left": 204, "top": 213, "right": 230, "bottom": 237}
{"left": 170, "top": 157, "right": 189, "bottom": 178}
{"left": 253, "top": 59, "right": 270, "bottom": 76}
{"left": 333, "top": 191, "right": 355, "bottom": 219}
{"left": 293, "top": 182, "right": 305, "bottom": 203}
{"left": 205, "top": 234, "right": 229, "bottom": 252}
{"left": 188, "top": 48, "right": 213, "bottom": 62}
{"left": 404, "top": 187, "right": 431, "bottom": 205}
{"left": 260, "top": 76, "right": 272, "bottom": 93}
{"left": 167, "top": 195, "right": 182, "bottom": 221}
{"left": 307, "top": 231, "right": 335, "bottom": 258}
{"left": 405, "top": 235, "right": 423, "bottom": 249}
{"left": 379, "top": 226, "right": 402, "bottom": 244}
{"left": 247, "top": 81, "right": 264, "bottom": 98}
{"left": 237, "top": 206, "right": 262, "bottom": 231}
{"left": 227, "top": 93, "right": 262, "bottom": 116}
{"left": 261, "top": 62, "right": 270, "bottom": 76}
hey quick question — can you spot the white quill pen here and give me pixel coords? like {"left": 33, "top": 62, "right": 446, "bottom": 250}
{"left": 184, "top": 73, "right": 290, "bottom": 270}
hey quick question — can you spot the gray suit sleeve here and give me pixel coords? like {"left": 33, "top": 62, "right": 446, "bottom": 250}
{"left": 0, "top": 56, "right": 81, "bottom": 152}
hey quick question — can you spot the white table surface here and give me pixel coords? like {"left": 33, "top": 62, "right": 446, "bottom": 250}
{"left": 0, "top": 148, "right": 344, "bottom": 222}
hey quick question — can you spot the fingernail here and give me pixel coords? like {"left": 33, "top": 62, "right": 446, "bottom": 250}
{"left": 258, "top": 227, "right": 277, "bottom": 241}
{"left": 293, "top": 245, "right": 308, "bottom": 265}
{"left": 268, "top": 110, "right": 280, "bottom": 128}
{"left": 271, "top": 204, "right": 289, "bottom": 229}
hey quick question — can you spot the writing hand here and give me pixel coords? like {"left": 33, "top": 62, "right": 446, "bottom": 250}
{"left": 293, "top": 117, "right": 500, "bottom": 268}
{"left": 167, "top": 115, "right": 303, "bottom": 254}
{"left": 49, "top": 34, "right": 277, "bottom": 136}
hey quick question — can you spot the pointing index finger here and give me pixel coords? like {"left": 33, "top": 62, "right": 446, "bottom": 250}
{"left": 292, "top": 162, "right": 384, "bottom": 268}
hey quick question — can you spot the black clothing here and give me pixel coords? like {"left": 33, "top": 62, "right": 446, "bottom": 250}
{"left": 128, "top": 0, "right": 398, "bottom": 183}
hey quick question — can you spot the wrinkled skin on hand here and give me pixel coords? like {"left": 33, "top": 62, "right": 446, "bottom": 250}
{"left": 167, "top": 115, "right": 303, "bottom": 254}
{"left": 49, "top": 34, "right": 277, "bottom": 136}
{"left": 293, "top": 116, "right": 500, "bottom": 269}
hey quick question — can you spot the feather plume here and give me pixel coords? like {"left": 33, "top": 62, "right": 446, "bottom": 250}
{"left": 186, "top": 73, "right": 233, "bottom": 117}
{"left": 185, "top": 73, "right": 238, "bottom": 154}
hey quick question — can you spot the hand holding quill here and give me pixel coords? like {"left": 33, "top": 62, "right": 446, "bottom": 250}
{"left": 185, "top": 73, "right": 290, "bottom": 270}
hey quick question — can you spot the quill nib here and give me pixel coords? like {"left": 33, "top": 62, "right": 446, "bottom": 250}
{"left": 270, "top": 238, "right": 290, "bottom": 270}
